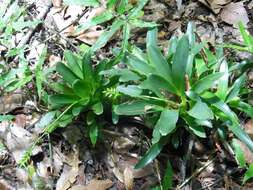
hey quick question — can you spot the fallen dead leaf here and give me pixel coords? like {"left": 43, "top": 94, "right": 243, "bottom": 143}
{"left": 5, "top": 125, "right": 40, "bottom": 163}
{"left": 69, "top": 179, "right": 113, "bottom": 190}
{"left": 52, "top": 0, "right": 62, "bottom": 7}
{"left": 0, "top": 93, "right": 23, "bottom": 114}
{"left": 220, "top": 2, "right": 249, "bottom": 28}
{"left": 123, "top": 166, "right": 134, "bottom": 190}
{"left": 198, "top": 0, "right": 231, "bottom": 14}
{"left": 245, "top": 119, "right": 253, "bottom": 139}
{"left": 56, "top": 151, "right": 80, "bottom": 190}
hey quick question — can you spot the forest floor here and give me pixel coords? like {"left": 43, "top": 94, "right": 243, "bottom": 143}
{"left": 0, "top": 0, "right": 253, "bottom": 189}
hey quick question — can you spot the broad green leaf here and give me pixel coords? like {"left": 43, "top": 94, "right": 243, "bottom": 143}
{"left": 64, "top": 50, "right": 83, "bottom": 79}
{"left": 172, "top": 35, "right": 189, "bottom": 95}
{"left": 91, "top": 102, "right": 103, "bottom": 115}
{"left": 147, "top": 28, "right": 173, "bottom": 83}
{"left": 56, "top": 62, "right": 78, "bottom": 85}
{"left": 243, "top": 163, "right": 253, "bottom": 184}
{"left": 183, "top": 115, "right": 206, "bottom": 138}
{"left": 114, "top": 100, "right": 160, "bottom": 115}
{"left": 35, "top": 47, "right": 47, "bottom": 99}
{"left": 189, "top": 125, "right": 206, "bottom": 138}
{"left": 72, "top": 79, "right": 92, "bottom": 98}
{"left": 0, "top": 115, "right": 14, "bottom": 122}
{"left": 35, "top": 111, "right": 56, "bottom": 128}
{"left": 140, "top": 74, "right": 177, "bottom": 97}
{"left": 63, "top": 0, "right": 99, "bottom": 6}
{"left": 89, "top": 122, "right": 99, "bottom": 146}
{"left": 100, "top": 68, "right": 140, "bottom": 82}
{"left": 107, "top": 0, "right": 117, "bottom": 9}
{"left": 72, "top": 106, "right": 83, "bottom": 116}
{"left": 135, "top": 137, "right": 167, "bottom": 169}
{"left": 6, "top": 75, "right": 33, "bottom": 92}
{"left": 152, "top": 109, "right": 178, "bottom": 144}
{"left": 239, "top": 22, "right": 253, "bottom": 53}
{"left": 76, "top": 10, "right": 114, "bottom": 32}
{"left": 128, "top": 0, "right": 149, "bottom": 19}
{"left": 192, "top": 72, "right": 223, "bottom": 94}
{"left": 49, "top": 94, "right": 79, "bottom": 106}
{"left": 216, "top": 60, "right": 228, "bottom": 101}
{"left": 117, "top": 85, "right": 142, "bottom": 97}
{"left": 91, "top": 19, "right": 124, "bottom": 52}
{"left": 188, "top": 100, "right": 214, "bottom": 120}
{"left": 167, "top": 36, "right": 178, "bottom": 58}
{"left": 122, "top": 23, "right": 131, "bottom": 52}
{"left": 162, "top": 161, "right": 173, "bottom": 190}
{"left": 126, "top": 55, "right": 154, "bottom": 76}
{"left": 205, "top": 95, "right": 253, "bottom": 152}
{"left": 116, "top": 0, "right": 128, "bottom": 14}
{"left": 229, "top": 100, "right": 253, "bottom": 118}
{"left": 130, "top": 19, "right": 158, "bottom": 28}
{"left": 195, "top": 57, "right": 208, "bottom": 77}
{"left": 226, "top": 74, "right": 247, "bottom": 102}
{"left": 232, "top": 139, "right": 246, "bottom": 167}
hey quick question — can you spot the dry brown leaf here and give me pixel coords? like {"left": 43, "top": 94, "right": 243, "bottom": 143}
{"left": 245, "top": 119, "right": 253, "bottom": 139}
{"left": 198, "top": 0, "right": 231, "bottom": 14}
{"left": 220, "top": 2, "right": 249, "bottom": 27}
{"left": 69, "top": 179, "right": 113, "bottom": 190}
{"left": 0, "top": 93, "right": 23, "bottom": 114}
{"left": 56, "top": 151, "right": 80, "bottom": 190}
{"left": 5, "top": 125, "right": 39, "bottom": 163}
{"left": 52, "top": 0, "right": 62, "bottom": 7}
{"left": 123, "top": 167, "right": 134, "bottom": 190}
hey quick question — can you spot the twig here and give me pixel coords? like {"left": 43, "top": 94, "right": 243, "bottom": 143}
{"left": 17, "top": 3, "right": 52, "bottom": 48}
{"left": 177, "top": 157, "right": 216, "bottom": 189}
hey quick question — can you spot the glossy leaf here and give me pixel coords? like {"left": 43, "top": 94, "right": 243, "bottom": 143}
{"left": 226, "top": 74, "right": 246, "bottom": 102}
{"left": 205, "top": 95, "right": 253, "bottom": 152}
{"left": 192, "top": 72, "right": 223, "bottom": 94}
{"left": 232, "top": 139, "right": 246, "bottom": 167}
{"left": 72, "top": 79, "right": 92, "bottom": 98}
{"left": 140, "top": 74, "right": 177, "bottom": 97}
{"left": 162, "top": 161, "right": 173, "bottom": 190}
{"left": 117, "top": 85, "right": 142, "bottom": 97}
{"left": 216, "top": 60, "right": 228, "bottom": 101}
{"left": 172, "top": 35, "right": 189, "bottom": 94}
{"left": 76, "top": 11, "right": 114, "bottom": 32}
{"left": 147, "top": 28, "right": 173, "bottom": 83}
{"left": 89, "top": 122, "right": 99, "bottom": 147}
{"left": 126, "top": 55, "right": 154, "bottom": 76}
{"left": 56, "top": 62, "right": 78, "bottom": 85}
{"left": 114, "top": 100, "right": 159, "bottom": 115}
{"left": 152, "top": 109, "right": 178, "bottom": 144}
{"left": 64, "top": 50, "right": 83, "bottom": 79}
{"left": 91, "top": 19, "right": 124, "bottom": 52}
{"left": 135, "top": 137, "right": 167, "bottom": 169}
{"left": 243, "top": 163, "right": 253, "bottom": 184}
{"left": 91, "top": 102, "right": 103, "bottom": 115}
{"left": 188, "top": 100, "right": 214, "bottom": 120}
{"left": 35, "top": 47, "right": 47, "bottom": 99}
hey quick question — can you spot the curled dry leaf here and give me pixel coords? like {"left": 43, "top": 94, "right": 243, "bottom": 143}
{"left": 56, "top": 151, "right": 80, "bottom": 190}
{"left": 220, "top": 2, "right": 249, "bottom": 28}
{"left": 198, "top": 0, "right": 231, "bottom": 14}
{"left": 0, "top": 93, "right": 23, "bottom": 114}
{"left": 245, "top": 120, "right": 253, "bottom": 140}
{"left": 5, "top": 125, "right": 40, "bottom": 163}
{"left": 69, "top": 179, "right": 113, "bottom": 190}
{"left": 52, "top": 0, "right": 63, "bottom": 7}
{"left": 123, "top": 166, "right": 134, "bottom": 190}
